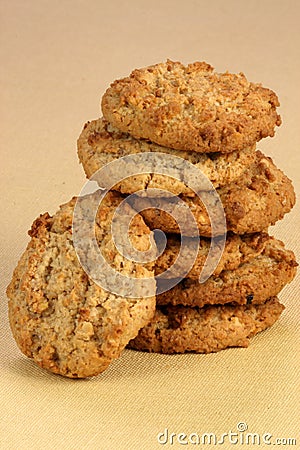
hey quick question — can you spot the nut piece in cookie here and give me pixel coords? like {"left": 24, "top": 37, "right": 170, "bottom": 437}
{"left": 102, "top": 60, "right": 281, "bottom": 153}
{"left": 7, "top": 191, "right": 156, "bottom": 378}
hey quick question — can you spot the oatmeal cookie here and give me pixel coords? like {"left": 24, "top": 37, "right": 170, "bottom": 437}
{"left": 157, "top": 237, "right": 297, "bottom": 307}
{"left": 102, "top": 60, "right": 281, "bottom": 153}
{"left": 78, "top": 118, "right": 255, "bottom": 195}
{"left": 154, "top": 232, "right": 271, "bottom": 280}
{"left": 128, "top": 297, "right": 284, "bottom": 353}
{"left": 7, "top": 191, "right": 156, "bottom": 378}
{"left": 131, "top": 151, "right": 295, "bottom": 236}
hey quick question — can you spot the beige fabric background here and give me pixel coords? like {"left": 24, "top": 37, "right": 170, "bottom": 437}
{"left": 1, "top": 1, "right": 299, "bottom": 448}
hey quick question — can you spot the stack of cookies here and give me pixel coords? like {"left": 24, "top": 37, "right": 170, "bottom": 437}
{"left": 79, "top": 60, "right": 297, "bottom": 354}
{"left": 7, "top": 60, "right": 297, "bottom": 378}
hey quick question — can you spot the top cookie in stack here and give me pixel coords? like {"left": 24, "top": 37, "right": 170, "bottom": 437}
{"left": 101, "top": 60, "right": 281, "bottom": 154}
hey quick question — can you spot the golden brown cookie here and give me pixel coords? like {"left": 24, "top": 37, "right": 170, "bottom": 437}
{"left": 7, "top": 191, "right": 156, "bottom": 378}
{"left": 154, "top": 232, "right": 271, "bottom": 280}
{"left": 102, "top": 60, "right": 281, "bottom": 153}
{"left": 130, "top": 151, "right": 295, "bottom": 236}
{"left": 157, "top": 237, "right": 297, "bottom": 307}
{"left": 128, "top": 297, "right": 284, "bottom": 353}
{"left": 78, "top": 118, "right": 255, "bottom": 195}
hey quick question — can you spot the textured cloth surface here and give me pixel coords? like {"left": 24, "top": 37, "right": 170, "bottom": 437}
{"left": 1, "top": 1, "right": 299, "bottom": 449}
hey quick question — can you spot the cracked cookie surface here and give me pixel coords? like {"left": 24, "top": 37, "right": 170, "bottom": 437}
{"left": 7, "top": 191, "right": 156, "bottom": 378}
{"left": 102, "top": 60, "right": 281, "bottom": 153}
{"left": 78, "top": 118, "right": 255, "bottom": 195}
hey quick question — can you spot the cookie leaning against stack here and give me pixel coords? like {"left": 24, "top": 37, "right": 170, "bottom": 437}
{"left": 87, "top": 60, "right": 295, "bottom": 353}
{"left": 7, "top": 192, "right": 157, "bottom": 378}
